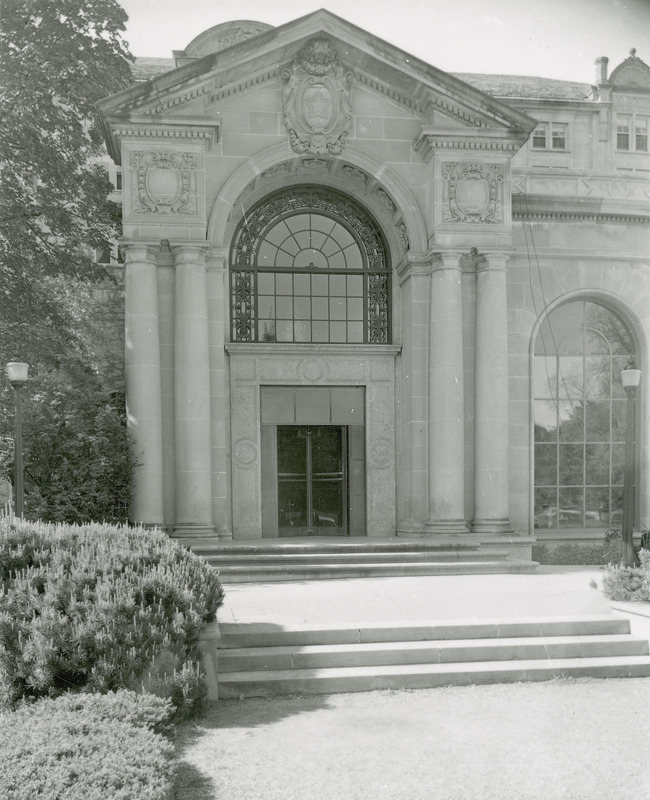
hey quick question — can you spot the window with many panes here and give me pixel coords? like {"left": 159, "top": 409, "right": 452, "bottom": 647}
{"left": 616, "top": 114, "right": 649, "bottom": 151}
{"left": 531, "top": 122, "right": 568, "bottom": 150}
{"left": 534, "top": 301, "right": 635, "bottom": 530}
{"left": 230, "top": 187, "right": 391, "bottom": 344}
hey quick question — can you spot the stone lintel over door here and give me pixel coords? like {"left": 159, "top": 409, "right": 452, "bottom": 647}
{"left": 226, "top": 344, "right": 400, "bottom": 539}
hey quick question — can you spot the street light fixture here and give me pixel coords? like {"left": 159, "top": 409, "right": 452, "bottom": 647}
{"left": 6, "top": 361, "right": 29, "bottom": 518}
{"left": 621, "top": 357, "right": 641, "bottom": 568}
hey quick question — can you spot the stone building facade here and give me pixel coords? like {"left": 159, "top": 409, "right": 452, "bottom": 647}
{"left": 98, "top": 11, "right": 650, "bottom": 558}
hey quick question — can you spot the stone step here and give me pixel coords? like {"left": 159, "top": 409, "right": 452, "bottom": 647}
{"left": 218, "top": 616, "right": 631, "bottom": 648}
{"left": 218, "top": 634, "right": 649, "bottom": 672}
{"left": 194, "top": 539, "right": 486, "bottom": 556}
{"left": 218, "top": 655, "right": 650, "bottom": 697}
{"left": 213, "top": 559, "right": 538, "bottom": 582}
{"left": 205, "top": 549, "right": 512, "bottom": 566}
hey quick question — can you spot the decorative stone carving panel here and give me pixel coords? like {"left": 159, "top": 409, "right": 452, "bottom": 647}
{"left": 441, "top": 161, "right": 504, "bottom": 224}
{"left": 282, "top": 38, "right": 353, "bottom": 155}
{"left": 128, "top": 149, "right": 201, "bottom": 217}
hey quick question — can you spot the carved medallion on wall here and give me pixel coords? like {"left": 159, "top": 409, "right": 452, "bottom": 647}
{"left": 441, "top": 162, "right": 504, "bottom": 224}
{"left": 298, "top": 358, "right": 327, "bottom": 382}
{"left": 233, "top": 438, "right": 258, "bottom": 468}
{"left": 130, "top": 151, "right": 198, "bottom": 215}
{"left": 369, "top": 437, "right": 393, "bottom": 469}
{"left": 282, "top": 38, "right": 353, "bottom": 155}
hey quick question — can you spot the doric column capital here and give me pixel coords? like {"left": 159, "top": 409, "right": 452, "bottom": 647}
{"left": 430, "top": 251, "right": 464, "bottom": 272}
{"left": 170, "top": 242, "right": 210, "bottom": 266}
{"left": 395, "top": 251, "right": 432, "bottom": 282}
{"left": 475, "top": 251, "right": 510, "bottom": 273}
{"left": 119, "top": 240, "right": 160, "bottom": 264}
{"left": 207, "top": 247, "right": 229, "bottom": 270}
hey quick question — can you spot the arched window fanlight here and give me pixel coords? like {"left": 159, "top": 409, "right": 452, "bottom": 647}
{"left": 230, "top": 186, "right": 391, "bottom": 344}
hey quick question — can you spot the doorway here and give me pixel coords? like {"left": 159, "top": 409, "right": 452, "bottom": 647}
{"left": 277, "top": 425, "right": 347, "bottom": 536}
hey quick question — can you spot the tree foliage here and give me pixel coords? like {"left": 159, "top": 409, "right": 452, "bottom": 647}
{"left": 0, "top": 0, "right": 133, "bottom": 363}
{"left": 0, "top": 0, "right": 135, "bottom": 521}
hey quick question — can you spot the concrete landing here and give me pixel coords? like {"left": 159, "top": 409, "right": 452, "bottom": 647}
{"left": 217, "top": 566, "right": 611, "bottom": 626}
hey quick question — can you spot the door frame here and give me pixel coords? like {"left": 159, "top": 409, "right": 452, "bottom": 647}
{"left": 227, "top": 344, "right": 400, "bottom": 539}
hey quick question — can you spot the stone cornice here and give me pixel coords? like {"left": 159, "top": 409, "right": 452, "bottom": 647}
{"left": 102, "top": 117, "right": 220, "bottom": 162}
{"left": 212, "top": 67, "right": 282, "bottom": 103}
{"left": 413, "top": 129, "right": 525, "bottom": 161}
{"left": 226, "top": 342, "right": 402, "bottom": 357}
{"left": 147, "top": 83, "right": 212, "bottom": 115}
{"left": 512, "top": 193, "right": 650, "bottom": 223}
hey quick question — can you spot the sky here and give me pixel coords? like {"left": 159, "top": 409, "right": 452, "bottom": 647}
{"left": 119, "top": 0, "right": 650, "bottom": 84}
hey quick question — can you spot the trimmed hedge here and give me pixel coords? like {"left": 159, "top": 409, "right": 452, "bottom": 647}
{"left": 602, "top": 549, "right": 650, "bottom": 601}
{"left": 0, "top": 518, "right": 224, "bottom": 716}
{"left": 0, "top": 690, "right": 175, "bottom": 800}
{"left": 532, "top": 541, "right": 623, "bottom": 566}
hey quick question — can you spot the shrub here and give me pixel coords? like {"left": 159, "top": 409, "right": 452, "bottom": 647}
{"left": 532, "top": 539, "right": 623, "bottom": 565}
{"left": 601, "top": 549, "right": 650, "bottom": 601}
{"left": 0, "top": 690, "right": 175, "bottom": 800}
{"left": 0, "top": 518, "right": 224, "bottom": 717}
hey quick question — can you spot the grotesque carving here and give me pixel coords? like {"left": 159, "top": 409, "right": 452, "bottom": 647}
{"left": 282, "top": 38, "right": 353, "bottom": 155}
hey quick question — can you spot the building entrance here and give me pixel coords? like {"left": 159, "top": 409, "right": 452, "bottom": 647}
{"left": 259, "top": 386, "right": 366, "bottom": 538}
{"left": 277, "top": 425, "right": 347, "bottom": 536}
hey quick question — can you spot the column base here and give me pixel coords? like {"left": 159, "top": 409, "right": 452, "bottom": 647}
{"left": 424, "top": 519, "right": 470, "bottom": 534}
{"left": 471, "top": 518, "right": 515, "bottom": 535}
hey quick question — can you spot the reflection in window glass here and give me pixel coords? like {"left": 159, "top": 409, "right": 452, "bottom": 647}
{"left": 533, "top": 301, "right": 634, "bottom": 530}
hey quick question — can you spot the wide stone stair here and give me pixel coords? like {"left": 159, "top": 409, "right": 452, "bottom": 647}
{"left": 192, "top": 538, "right": 537, "bottom": 582}
{"left": 216, "top": 616, "right": 650, "bottom": 697}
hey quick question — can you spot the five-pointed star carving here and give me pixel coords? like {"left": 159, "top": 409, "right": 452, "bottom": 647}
{"left": 305, "top": 89, "right": 331, "bottom": 120}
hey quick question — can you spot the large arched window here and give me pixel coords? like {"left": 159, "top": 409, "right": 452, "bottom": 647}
{"left": 230, "top": 186, "right": 391, "bottom": 344}
{"left": 533, "top": 301, "right": 635, "bottom": 530}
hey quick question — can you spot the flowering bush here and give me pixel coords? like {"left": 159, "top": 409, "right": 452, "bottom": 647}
{"left": 0, "top": 691, "right": 175, "bottom": 800}
{"left": 601, "top": 549, "right": 650, "bottom": 601}
{"left": 0, "top": 518, "right": 224, "bottom": 716}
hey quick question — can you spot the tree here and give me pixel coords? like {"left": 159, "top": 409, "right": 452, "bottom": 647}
{"left": 0, "top": 0, "right": 133, "bottom": 364}
{"left": 0, "top": 0, "right": 135, "bottom": 521}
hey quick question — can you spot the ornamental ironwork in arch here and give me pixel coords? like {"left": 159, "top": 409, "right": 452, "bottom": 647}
{"left": 230, "top": 186, "right": 391, "bottom": 344}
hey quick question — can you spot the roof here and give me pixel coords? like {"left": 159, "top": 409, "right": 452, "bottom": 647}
{"left": 454, "top": 73, "right": 591, "bottom": 101}
{"left": 131, "top": 58, "right": 592, "bottom": 101}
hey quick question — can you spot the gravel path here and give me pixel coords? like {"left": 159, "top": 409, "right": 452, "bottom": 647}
{"left": 175, "top": 677, "right": 650, "bottom": 800}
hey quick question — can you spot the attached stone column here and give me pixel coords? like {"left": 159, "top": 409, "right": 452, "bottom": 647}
{"left": 172, "top": 244, "right": 215, "bottom": 538}
{"left": 207, "top": 249, "right": 232, "bottom": 539}
{"left": 122, "top": 242, "right": 164, "bottom": 526}
{"left": 425, "top": 252, "right": 468, "bottom": 532}
{"left": 472, "top": 252, "right": 513, "bottom": 534}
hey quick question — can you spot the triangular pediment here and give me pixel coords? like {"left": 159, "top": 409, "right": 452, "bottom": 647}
{"left": 98, "top": 9, "right": 536, "bottom": 161}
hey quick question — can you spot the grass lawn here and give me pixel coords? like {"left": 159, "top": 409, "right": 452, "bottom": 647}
{"left": 174, "top": 677, "right": 650, "bottom": 800}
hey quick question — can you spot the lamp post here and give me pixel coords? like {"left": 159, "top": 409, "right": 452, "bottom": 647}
{"left": 621, "top": 357, "right": 641, "bottom": 568}
{"left": 6, "top": 361, "right": 29, "bottom": 518}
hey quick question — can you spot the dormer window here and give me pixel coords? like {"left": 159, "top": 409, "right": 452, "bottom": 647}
{"left": 616, "top": 114, "right": 649, "bottom": 151}
{"left": 531, "top": 123, "right": 568, "bottom": 150}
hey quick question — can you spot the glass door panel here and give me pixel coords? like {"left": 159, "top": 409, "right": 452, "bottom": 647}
{"left": 277, "top": 425, "right": 347, "bottom": 536}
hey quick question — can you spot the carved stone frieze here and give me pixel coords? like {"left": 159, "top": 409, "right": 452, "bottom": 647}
{"left": 261, "top": 163, "right": 289, "bottom": 180}
{"left": 342, "top": 165, "right": 367, "bottom": 186}
{"left": 376, "top": 188, "right": 396, "bottom": 216}
{"left": 282, "top": 38, "right": 353, "bottom": 155}
{"left": 441, "top": 161, "right": 504, "bottom": 224}
{"left": 130, "top": 151, "right": 198, "bottom": 215}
